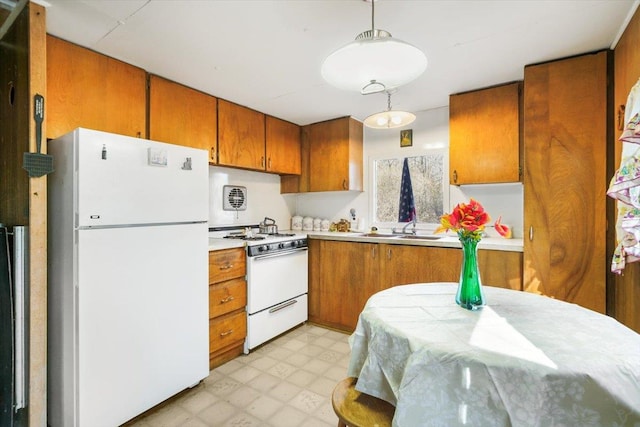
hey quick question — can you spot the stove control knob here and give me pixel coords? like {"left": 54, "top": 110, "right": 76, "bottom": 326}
{"left": 278, "top": 243, "right": 285, "bottom": 249}
{"left": 258, "top": 245, "right": 268, "bottom": 252}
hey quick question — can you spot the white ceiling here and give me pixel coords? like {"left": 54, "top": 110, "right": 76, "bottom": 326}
{"left": 43, "top": 0, "right": 638, "bottom": 126}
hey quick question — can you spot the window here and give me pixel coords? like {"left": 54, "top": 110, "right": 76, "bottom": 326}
{"left": 372, "top": 152, "right": 447, "bottom": 226}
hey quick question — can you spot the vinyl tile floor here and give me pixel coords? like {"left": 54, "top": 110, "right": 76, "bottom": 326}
{"left": 126, "top": 324, "right": 350, "bottom": 427}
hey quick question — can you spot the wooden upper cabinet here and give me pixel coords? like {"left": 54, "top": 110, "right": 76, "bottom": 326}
{"left": 217, "top": 99, "right": 265, "bottom": 170}
{"left": 46, "top": 35, "right": 146, "bottom": 139}
{"left": 148, "top": 75, "right": 217, "bottom": 163}
{"left": 523, "top": 51, "right": 609, "bottom": 314}
{"left": 265, "top": 116, "right": 301, "bottom": 174}
{"left": 449, "top": 82, "right": 522, "bottom": 184}
{"left": 308, "top": 117, "right": 363, "bottom": 192}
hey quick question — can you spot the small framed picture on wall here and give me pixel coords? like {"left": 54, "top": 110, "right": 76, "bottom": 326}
{"left": 400, "top": 129, "right": 413, "bottom": 147}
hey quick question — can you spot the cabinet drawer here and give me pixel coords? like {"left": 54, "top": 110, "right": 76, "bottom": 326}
{"left": 209, "top": 248, "right": 246, "bottom": 283}
{"left": 209, "top": 311, "right": 247, "bottom": 354}
{"left": 209, "top": 277, "right": 247, "bottom": 318}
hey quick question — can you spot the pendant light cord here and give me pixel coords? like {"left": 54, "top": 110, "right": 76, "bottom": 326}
{"left": 371, "top": 0, "right": 375, "bottom": 34}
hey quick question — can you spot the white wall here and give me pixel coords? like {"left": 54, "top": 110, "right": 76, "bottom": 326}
{"left": 207, "top": 108, "right": 524, "bottom": 236}
{"left": 296, "top": 107, "right": 524, "bottom": 237}
{"left": 208, "top": 165, "right": 296, "bottom": 228}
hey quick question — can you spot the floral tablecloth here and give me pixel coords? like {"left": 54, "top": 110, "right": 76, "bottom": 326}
{"left": 347, "top": 283, "right": 640, "bottom": 427}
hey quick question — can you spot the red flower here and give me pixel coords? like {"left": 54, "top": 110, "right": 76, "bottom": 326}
{"left": 436, "top": 198, "right": 510, "bottom": 240}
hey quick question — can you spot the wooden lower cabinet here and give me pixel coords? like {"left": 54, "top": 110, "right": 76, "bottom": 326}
{"left": 309, "top": 239, "right": 523, "bottom": 332}
{"left": 308, "top": 239, "right": 378, "bottom": 332}
{"left": 209, "top": 248, "right": 247, "bottom": 369}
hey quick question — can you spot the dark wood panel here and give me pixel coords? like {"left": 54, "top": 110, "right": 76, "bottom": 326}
{"left": 0, "top": 2, "right": 30, "bottom": 227}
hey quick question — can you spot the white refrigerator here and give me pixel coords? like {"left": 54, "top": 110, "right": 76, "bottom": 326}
{"left": 47, "top": 128, "right": 209, "bottom": 427}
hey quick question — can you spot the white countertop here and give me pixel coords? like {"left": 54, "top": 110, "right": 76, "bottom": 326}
{"left": 208, "top": 231, "right": 523, "bottom": 252}
{"left": 306, "top": 231, "right": 523, "bottom": 252}
{"left": 208, "top": 238, "right": 245, "bottom": 251}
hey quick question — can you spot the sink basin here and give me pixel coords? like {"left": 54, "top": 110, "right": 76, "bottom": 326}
{"left": 397, "top": 235, "right": 443, "bottom": 240}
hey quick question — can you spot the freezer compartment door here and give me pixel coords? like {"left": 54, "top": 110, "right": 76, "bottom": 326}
{"left": 62, "top": 128, "right": 208, "bottom": 227}
{"left": 76, "top": 223, "right": 208, "bottom": 427}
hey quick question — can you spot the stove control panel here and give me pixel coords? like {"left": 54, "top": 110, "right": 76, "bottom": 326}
{"left": 247, "top": 238, "right": 308, "bottom": 257}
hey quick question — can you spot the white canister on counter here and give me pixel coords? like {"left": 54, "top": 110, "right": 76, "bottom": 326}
{"left": 313, "top": 218, "right": 322, "bottom": 231}
{"left": 291, "top": 215, "right": 303, "bottom": 231}
{"left": 321, "top": 219, "right": 330, "bottom": 231}
{"left": 302, "top": 216, "right": 313, "bottom": 231}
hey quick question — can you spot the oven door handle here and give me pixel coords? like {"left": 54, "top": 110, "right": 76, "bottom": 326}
{"left": 268, "top": 298, "right": 298, "bottom": 313}
{"left": 251, "top": 247, "right": 308, "bottom": 261}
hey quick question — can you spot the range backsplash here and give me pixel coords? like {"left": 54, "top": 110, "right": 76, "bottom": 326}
{"left": 208, "top": 165, "right": 295, "bottom": 228}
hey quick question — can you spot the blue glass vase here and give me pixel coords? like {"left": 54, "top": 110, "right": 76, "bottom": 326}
{"left": 456, "top": 234, "right": 485, "bottom": 310}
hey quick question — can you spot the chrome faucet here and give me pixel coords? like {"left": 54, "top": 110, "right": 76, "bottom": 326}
{"left": 392, "top": 218, "right": 417, "bottom": 235}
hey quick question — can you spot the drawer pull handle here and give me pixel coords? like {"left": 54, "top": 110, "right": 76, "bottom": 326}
{"left": 268, "top": 299, "right": 297, "bottom": 313}
{"left": 220, "top": 329, "right": 233, "bottom": 337}
{"left": 220, "top": 295, "right": 235, "bottom": 304}
{"left": 219, "top": 264, "right": 233, "bottom": 270}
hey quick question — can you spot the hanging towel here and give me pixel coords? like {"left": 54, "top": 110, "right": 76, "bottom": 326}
{"left": 398, "top": 158, "right": 416, "bottom": 222}
{"left": 608, "top": 78, "right": 640, "bottom": 274}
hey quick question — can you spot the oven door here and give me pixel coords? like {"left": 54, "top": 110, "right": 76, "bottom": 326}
{"left": 246, "top": 248, "right": 308, "bottom": 314}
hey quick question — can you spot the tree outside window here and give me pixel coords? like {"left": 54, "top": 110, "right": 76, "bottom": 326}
{"left": 373, "top": 154, "right": 445, "bottom": 224}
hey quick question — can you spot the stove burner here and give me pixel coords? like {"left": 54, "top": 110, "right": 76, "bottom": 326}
{"left": 224, "top": 235, "right": 266, "bottom": 241}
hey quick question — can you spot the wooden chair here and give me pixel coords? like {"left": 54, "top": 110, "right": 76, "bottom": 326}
{"left": 331, "top": 377, "right": 395, "bottom": 427}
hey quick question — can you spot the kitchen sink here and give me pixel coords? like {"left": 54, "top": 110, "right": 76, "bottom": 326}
{"left": 396, "top": 235, "right": 443, "bottom": 240}
{"left": 357, "top": 233, "right": 399, "bottom": 238}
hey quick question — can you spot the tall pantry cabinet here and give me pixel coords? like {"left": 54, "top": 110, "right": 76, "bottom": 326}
{"left": 523, "top": 51, "right": 612, "bottom": 314}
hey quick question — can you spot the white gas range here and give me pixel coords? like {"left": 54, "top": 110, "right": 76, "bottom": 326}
{"left": 209, "top": 227, "right": 308, "bottom": 352}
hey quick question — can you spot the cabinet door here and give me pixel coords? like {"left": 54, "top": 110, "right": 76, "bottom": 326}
{"left": 217, "top": 99, "right": 265, "bottom": 170}
{"left": 380, "top": 245, "right": 459, "bottom": 288}
{"left": 449, "top": 82, "right": 521, "bottom": 184}
{"left": 266, "top": 116, "right": 301, "bottom": 174}
{"left": 381, "top": 245, "right": 522, "bottom": 291}
{"left": 478, "top": 250, "right": 523, "bottom": 291}
{"left": 46, "top": 35, "right": 146, "bottom": 139}
{"left": 308, "top": 117, "right": 363, "bottom": 192}
{"left": 149, "top": 75, "right": 217, "bottom": 163}
{"left": 309, "top": 240, "right": 377, "bottom": 332}
{"left": 523, "top": 52, "right": 609, "bottom": 313}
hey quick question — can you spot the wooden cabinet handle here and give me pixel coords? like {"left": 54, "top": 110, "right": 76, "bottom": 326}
{"left": 342, "top": 179, "right": 347, "bottom": 190}
{"left": 268, "top": 157, "right": 272, "bottom": 169}
{"left": 220, "top": 295, "right": 235, "bottom": 304}
{"left": 261, "top": 156, "right": 265, "bottom": 168}
{"left": 387, "top": 248, "right": 392, "bottom": 260}
{"left": 220, "top": 329, "right": 233, "bottom": 337}
{"left": 210, "top": 146, "right": 216, "bottom": 160}
{"left": 371, "top": 247, "right": 376, "bottom": 259}
{"left": 529, "top": 226, "right": 534, "bottom": 241}
{"left": 219, "top": 264, "right": 233, "bottom": 270}
{"left": 453, "top": 170, "right": 458, "bottom": 184}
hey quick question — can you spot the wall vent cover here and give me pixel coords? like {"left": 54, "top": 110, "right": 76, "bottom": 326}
{"left": 223, "top": 185, "right": 247, "bottom": 211}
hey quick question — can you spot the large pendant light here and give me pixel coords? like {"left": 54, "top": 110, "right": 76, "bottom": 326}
{"left": 364, "top": 91, "right": 416, "bottom": 129}
{"left": 321, "top": 0, "right": 427, "bottom": 94}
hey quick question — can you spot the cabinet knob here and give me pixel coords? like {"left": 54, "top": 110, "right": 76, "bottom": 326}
{"left": 219, "top": 264, "right": 233, "bottom": 270}
{"left": 268, "top": 157, "right": 272, "bottom": 170}
{"left": 453, "top": 170, "right": 458, "bottom": 184}
{"left": 342, "top": 179, "right": 347, "bottom": 190}
{"left": 529, "top": 226, "right": 534, "bottom": 241}
{"left": 387, "top": 248, "right": 392, "bottom": 260}
{"left": 261, "top": 156, "right": 265, "bottom": 168}
{"left": 220, "top": 329, "right": 233, "bottom": 337}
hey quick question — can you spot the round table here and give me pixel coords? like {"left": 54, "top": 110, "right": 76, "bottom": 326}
{"left": 347, "top": 283, "right": 640, "bottom": 426}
